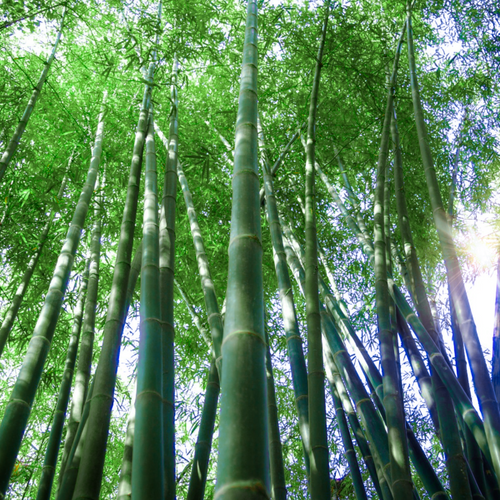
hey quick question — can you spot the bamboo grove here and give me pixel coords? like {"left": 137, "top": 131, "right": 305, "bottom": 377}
{"left": 0, "top": 0, "right": 499, "bottom": 498}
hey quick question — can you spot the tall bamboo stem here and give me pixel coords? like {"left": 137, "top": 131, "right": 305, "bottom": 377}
{"left": 132, "top": 113, "right": 164, "bottom": 498}
{"left": 259, "top": 117, "right": 310, "bottom": 474}
{"left": 391, "top": 98, "right": 472, "bottom": 497}
{"left": 35, "top": 260, "right": 90, "bottom": 500}
{"left": 159, "top": 57, "right": 179, "bottom": 500}
{"left": 304, "top": 4, "right": 331, "bottom": 496}
{"left": 58, "top": 170, "right": 104, "bottom": 485}
{"left": 70, "top": 66, "right": 153, "bottom": 499}
{"left": 215, "top": 0, "right": 270, "bottom": 496}
{"left": 324, "top": 342, "right": 367, "bottom": 500}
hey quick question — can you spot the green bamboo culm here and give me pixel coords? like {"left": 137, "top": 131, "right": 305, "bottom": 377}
{"left": 328, "top": 357, "right": 385, "bottom": 500}
{"left": 176, "top": 158, "right": 224, "bottom": 368}
{"left": 58, "top": 171, "right": 104, "bottom": 485}
{"left": 187, "top": 358, "right": 220, "bottom": 500}
{"left": 215, "top": 0, "right": 270, "bottom": 496}
{"left": 319, "top": 161, "right": 493, "bottom": 492}
{"left": 304, "top": 3, "right": 331, "bottom": 497}
{"left": 407, "top": 8, "right": 500, "bottom": 481}
{"left": 117, "top": 386, "right": 136, "bottom": 500}
{"left": 390, "top": 282, "right": 496, "bottom": 469}
{"left": 265, "top": 326, "right": 287, "bottom": 500}
{"left": 391, "top": 99, "right": 473, "bottom": 499}
{"left": 173, "top": 279, "right": 220, "bottom": 500}
{"left": 132, "top": 114, "right": 164, "bottom": 498}
{"left": 0, "top": 8, "right": 66, "bottom": 183}
{"left": 56, "top": 245, "right": 142, "bottom": 500}
{"left": 0, "top": 92, "right": 105, "bottom": 497}
{"left": 35, "top": 260, "right": 90, "bottom": 500}
{"left": 282, "top": 235, "right": 393, "bottom": 493}
{"left": 373, "top": 25, "right": 413, "bottom": 498}
{"left": 260, "top": 123, "right": 310, "bottom": 475}
{"left": 70, "top": 67, "right": 153, "bottom": 500}
{"left": 283, "top": 232, "right": 449, "bottom": 500}
{"left": 159, "top": 57, "right": 179, "bottom": 500}
{"left": 324, "top": 345, "right": 367, "bottom": 500}
{"left": 0, "top": 157, "right": 72, "bottom": 359}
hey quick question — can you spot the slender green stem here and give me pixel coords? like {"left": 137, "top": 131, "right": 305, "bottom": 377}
{"left": 132, "top": 113, "right": 164, "bottom": 499}
{"left": 59, "top": 170, "right": 104, "bottom": 487}
{"left": 259, "top": 117, "right": 310, "bottom": 475}
{"left": 0, "top": 8, "right": 66, "bottom": 183}
{"left": 159, "top": 57, "right": 179, "bottom": 500}
{"left": 265, "top": 327, "right": 287, "bottom": 500}
{"left": 304, "top": 4, "right": 331, "bottom": 496}
{"left": 35, "top": 260, "right": 90, "bottom": 500}
{"left": 324, "top": 343, "right": 367, "bottom": 500}
{"left": 71, "top": 66, "right": 152, "bottom": 500}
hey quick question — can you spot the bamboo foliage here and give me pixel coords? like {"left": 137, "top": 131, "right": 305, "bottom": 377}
{"left": 215, "top": 0, "right": 270, "bottom": 496}
{"left": 0, "top": 8, "right": 66, "bottom": 183}
{"left": 0, "top": 93, "right": 105, "bottom": 496}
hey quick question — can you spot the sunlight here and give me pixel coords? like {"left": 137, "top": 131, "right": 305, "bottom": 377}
{"left": 466, "top": 233, "right": 497, "bottom": 271}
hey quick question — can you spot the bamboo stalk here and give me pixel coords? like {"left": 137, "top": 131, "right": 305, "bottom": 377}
{"left": 70, "top": 65, "right": 153, "bottom": 499}
{"left": 328, "top": 358, "right": 386, "bottom": 500}
{"left": 324, "top": 342, "right": 368, "bottom": 500}
{"left": 215, "top": 0, "right": 270, "bottom": 496}
{"left": 282, "top": 224, "right": 450, "bottom": 499}
{"left": 58, "top": 170, "right": 104, "bottom": 486}
{"left": 0, "top": 8, "right": 66, "bottom": 183}
{"left": 35, "top": 260, "right": 90, "bottom": 500}
{"left": 373, "top": 25, "right": 413, "bottom": 496}
{"left": 0, "top": 92, "right": 104, "bottom": 496}
{"left": 304, "top": 4, "right": 331, "bottom": 496}
{"left": 391, "top": 97, "right": 472, "bottom": 497}
{"left": 175, "top": 159, "right": 223, "bottom": 369}
{"left": 132, "top": 112, "right": 164, "bottom": 498}
{"left": 56, "top": 242, "right": 143, "bottom": 500}
{"left": 159, "top": 56, "right": 179, "bottom": 500}
{"left": 265, "top": 327, "right": 287, "bottom": 500}
{"left": 117, "top": 384, "right": 136, "bottom": 500}
{"left": 493, "top": 254, "right": 500, "bottom": 403}
{"left": 259, "top": 117, "right": 310, "bottom": 475}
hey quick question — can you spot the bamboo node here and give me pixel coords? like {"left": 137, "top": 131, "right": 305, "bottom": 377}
{"left": 214, "top": 480, "right": 270, "bottom": 499}
{"left": 222, "top": 329, "right": 266, "bottom": 346}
